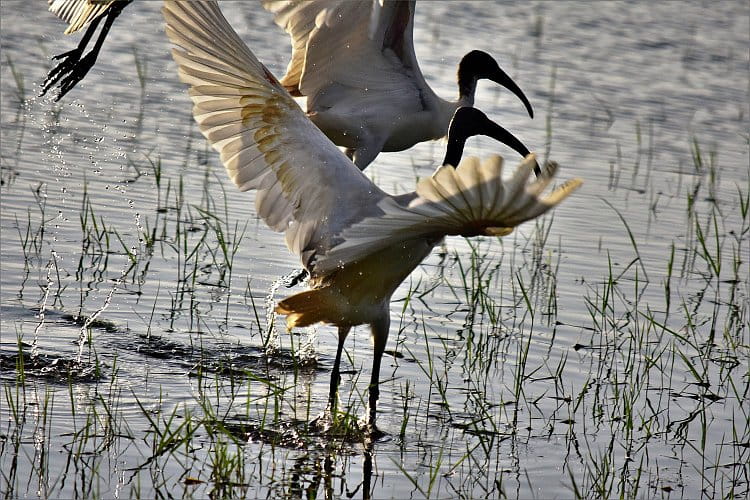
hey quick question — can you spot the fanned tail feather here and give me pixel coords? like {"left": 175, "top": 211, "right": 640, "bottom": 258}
{"left": 314, "top": 154, "right": 583, "bottom": 274}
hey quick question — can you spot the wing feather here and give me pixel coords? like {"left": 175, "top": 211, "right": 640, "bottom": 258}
{"left": 260, "top": 0, "right": 332, "bottom": 93}
{"left": 48, "top": 0, "right": 115, "bottom": 34}
{"left": 315, "top": 155, "right": 583, "bottom": 274}
{"left": 163, "top": 0, "right": 386, "bottom": 265}
{"left": 262, "top": 0, "right": 433, "bottom": 115}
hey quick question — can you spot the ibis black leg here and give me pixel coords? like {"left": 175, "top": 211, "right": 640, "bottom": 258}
{"left": 368, "top": 341, "right": 385, "bottom": 426}
{"left": 367, "top": 316, "right": 390, "bottom": 428}
{"left": 329, "top": 326, "right": 350, "bottom": 413}
{"left": 41, "top": 16, "right": 103, "bottom": 98}
{"left": 41, "top": 2, "right": 129, "bottom": 101}
{"left": 362, "top": 441, "right": 374, "bottom": 500}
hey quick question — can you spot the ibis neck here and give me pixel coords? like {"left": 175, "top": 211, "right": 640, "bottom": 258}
{"left": 457, "top": 78, "right": 477, "bottom": 107}
{"left": 442, "top": 132, "right": 465, "bottom": 168}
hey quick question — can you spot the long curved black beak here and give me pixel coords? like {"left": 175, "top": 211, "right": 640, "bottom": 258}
{"left": 491, "top": 67, "right": 534, "bottom": 119}
{"left": 442, "top": 107, "right": 541, "bottom": 175}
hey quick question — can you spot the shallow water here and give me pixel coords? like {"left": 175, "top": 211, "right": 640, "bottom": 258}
{"left": 1, "top": 1, "right": 748, "bottom": 498}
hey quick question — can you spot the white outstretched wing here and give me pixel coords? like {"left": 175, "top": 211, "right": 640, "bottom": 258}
{"left": 262, "top": 0, "right": 433, "bottom": 114}
{"left": 315, "top": 154, "right": 583, "bottom": 274}
{"left": 48, "top": 0, "right": 116, "bottom": 34}
{"left": 258, "top": 0, "right": 330, "bottom": 95}
{"left": 162, "top": 0, "right": 386, "bottom": 262}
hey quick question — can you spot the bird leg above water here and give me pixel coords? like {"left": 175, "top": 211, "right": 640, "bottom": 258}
{"left": 329, "top": 326, "right": 351, "bottom": 415}
{"left": 325, "top": 319, "right": 389, "bottom": 432}
{"left": 40, "top": 2, "right": 128, "bottom": 101}
{"left": 41, "top": 15, "right": 102, "bottom": 99}
{"left": 366, "top": 316, "right": 390, "bottom": 430}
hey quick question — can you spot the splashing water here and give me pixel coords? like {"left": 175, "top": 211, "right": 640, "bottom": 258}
{"left": 32, "top": 254, "right": 56, "bottom": 361}
{"left": 75, "top": 266, "right": 127, "bottom": 364}
{"left": 264, "top": 268, "right": 310, "bottom": 358}
{"left": 23, "top": 92, "right": 159, "bottom": 367}
{"left": 298, "top": 326, "right": 318, "bottom": 366}
{"left": 263, "top": 276, "right": 283, "bottom": 357}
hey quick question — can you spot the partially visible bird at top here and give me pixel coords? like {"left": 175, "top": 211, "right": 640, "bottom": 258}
{"left": 262, "top": 0, "right": 536, "bottom": 170}
{"left": 40, "top": 0, "right": 133, "bottom": 101}
{"left": 162, "top": 0, "right": 581, "bottom": 428}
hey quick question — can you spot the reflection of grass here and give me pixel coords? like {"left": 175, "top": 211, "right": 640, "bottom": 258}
{"left": 5, "top": 55, "right": 25, "bottom": 105}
